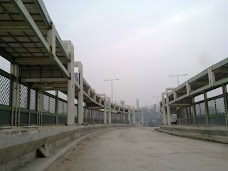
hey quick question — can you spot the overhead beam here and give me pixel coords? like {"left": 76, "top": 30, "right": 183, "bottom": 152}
{"left": 31, "top": 83, "right": 67, "bottom": 88}
{"left": 15, "top": 58, "right": 55, "bottom": 65}
{"left": 0, "top": 48, "right": 14, "bottom": 63}
{"left": 21, "top": 78, "right": 68, "bottom": 83}
{"left": 0, "top": 22, "right": 47, "bottom": 31}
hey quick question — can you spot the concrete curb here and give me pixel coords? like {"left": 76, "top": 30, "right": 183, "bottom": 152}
{"left": 156, "top": 126, "right": 228, "bottom": 144}
{"left": 16, "top": 128, "right": 117, "bottom": 171}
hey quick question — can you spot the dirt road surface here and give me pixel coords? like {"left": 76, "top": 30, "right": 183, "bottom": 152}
{"left": 48, "top": 127, "right": 228, "bottom": 171}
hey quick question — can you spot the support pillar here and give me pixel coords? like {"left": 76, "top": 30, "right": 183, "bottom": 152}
{"left": 55, "top": 91, "right": 58, "bottom": 124}
{"left": 167, "top": 105, "right": 171, "bottom": 126}
{"left": 162, "top": 107, "right": 167, "bottom": 125}
{"left": 132, "top": 108, "right": 136, "bottom": 124}
{"left": 107, "top": 98, "right": 112, "bottom": 124}
{"left": 161, "top": 92, "right": 167, "bottom": 125}
{"left": 141, "top": 109, "right": 144, "bottom": 125}
{"left": 204, "top": 93, "right": 209, "bottom": 124}
{"left": 222, "top": 85, "right": 228, "bottom": 125}
{"left": 75, "top": 62, "right": 84, "bottom": 125}
{"left": 66, "top": 42, "right": 75, "bottom": 126}
{"left": 191, "top": 98, "right": 196, "bottom": 125}
{"left": 103, "top": 98, "right": 107, "bottom": 124}
{"left": 128, "top": 108, "right": 131, "bottom": 124}
{"left": 37, "top": 90, "right": 43, "bottom": 125}
{"left": 10, "top": 64, "right": 20, "bottom": 126}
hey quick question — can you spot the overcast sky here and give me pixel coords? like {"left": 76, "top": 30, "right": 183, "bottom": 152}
{"left": 1, "top": 0, "right": 228, "bottom": 107}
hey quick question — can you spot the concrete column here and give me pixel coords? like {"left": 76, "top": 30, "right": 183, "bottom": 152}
{"left": 128, "top": 108, "right": 131, "bottom": 124}
{"left": 165, "top": 89, "right": 173, "bottom": 126}
{"left": 173, "top": 90, "right": 177, "bottom": 101}
{"left": 162, "top": 107, "right": 167, "bottom": 125}
{"left": 167, "top": 105, "right": 171, "bottom": 126}
{"left": 132, "top": 108, "right": 136, "bottom": 124}
{"left": 107, "top": 98, "right": 112, "bottom": 124}
{"left": 191, "top": 98, "right": 196, "bottom": 124}
{"left": 10, "top": 64, "right": 20, "bottom": 126}
{"left": 186, "top": 81, "right": 191, "bottom": 96}
{"left": 55, "top": 91, "right": 58, "bottom": 124}
{"left": 184, "top": 108, "right": 188, "bottom": 125}
{"left": 75, "top": 62, "right": 84, "bottom": 125}
{"left": 37, "top": 90, "right": 43, "bottom": 125}
{"left": 208, "top": 67, "right": 215, "bottom": 87}
{"left": 222, "top": 85, "right": 228, "bottom": 125}
{"left": 141, "top": 109, "right": 144, "bottom": 125}
{"left": 66, "top": 44, "right": 75, "bottom": 126}
{"left": 104, "top": 100, "right": 107, "bottom": 124}
{"left": 161, "top": 92, "right": 167, "bottom": 125}
{"left": 204, "top": 93, "right": 209, "bottom": 124}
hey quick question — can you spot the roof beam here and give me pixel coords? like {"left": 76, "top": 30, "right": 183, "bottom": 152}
{"left": 21, "top": 78, "right": 68, "bottom": 83}
{"left": 11, "top": 0, "right": 69, "bottom": 78}
{"left": 0, "top": 22, "right": 47, "bottom": 31}
{"left": 0, "top": 48, "right": 14, "bottom": 62}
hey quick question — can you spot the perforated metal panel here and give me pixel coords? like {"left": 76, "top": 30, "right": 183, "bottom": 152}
{"left": 195, "top": 102, "right": 205, "bottom": 116}
{"left": 30, "top": 89, "right": 36, "bottom": 110}
{"left": 20, "top": 84, "right": 28, "bottom": 109}
{"left": 42, "top": 94, "right": 49, "bottom": 112}
{"left": 49, "top": 96, "right": 55, "bottom": 114}
{"left": 42, "top": 94, "right": 56, "bottom": 114}
{"left": 208, "top": 97, "right": 225, "bottom": 115}
{"left": 57, "top": 99, "right": 67, "bottom": 115}
{"left": 215, "top": 97, "right": 225, "bottom": 114}
{"left": 0, "top": 75, "right": 11, "bottom": 105}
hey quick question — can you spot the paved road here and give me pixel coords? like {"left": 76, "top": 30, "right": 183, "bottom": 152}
{"left": 48, "top": 127, "right": 228, "bottom": 171}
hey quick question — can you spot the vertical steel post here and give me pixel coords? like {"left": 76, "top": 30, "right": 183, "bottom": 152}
{"left": 108, "top": 98, "right": 112, "bottom": 124}
{"left": 55, "top": 91, "right": 58, "bottom": 124}
{"left": 104, "top": 98, "right": 107, "bottom": 124}
{"left": 222, "top": 85, "right": 228, "bottom": 125}
{"left": 204, "top": 93, "right": 209, "bottom": 124}
{"left": 191, "top": 98, "right": 197, "bottom": 124}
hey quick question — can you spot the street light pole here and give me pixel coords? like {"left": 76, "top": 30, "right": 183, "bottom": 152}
{"left": 169, "top": 74, "right": 188, "bottom": 86}
{"left": 104, "top": 78, "right": 119, "bottom": 102}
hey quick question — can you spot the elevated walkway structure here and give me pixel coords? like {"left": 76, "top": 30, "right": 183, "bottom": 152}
{"left": 0, "top": 0, "right": 135, "bottom": 126}
{"left": 160, "top": 57, "right": 228, "bottom": 126}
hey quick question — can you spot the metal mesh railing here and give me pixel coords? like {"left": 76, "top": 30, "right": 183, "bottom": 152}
{"left": 30, "top": 89, "right": 36, "bottom": 110}
{"left": 195, "top": 102, "right": 205, "bottom": 116}
{"left": 0, "top": 70, "right": 103, "bottom": 126}
{"left": 42, "top": 94, "right": 49, "bottom": 112}
{"left": 208, "top": 97, "right": 225, "bottom": 115}
{"left": 0, "top": 74, "right": 11, "bottom": 106}
{"left": 57, "top": 99, "right": 67, "bottom": 115}
{"left": 20, "top": 84, "right": 28, "bottom": 109}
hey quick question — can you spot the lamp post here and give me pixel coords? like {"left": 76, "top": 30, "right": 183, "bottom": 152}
{"left": 104, "top": 78, "right": 119, "bottom": 102}
{"left": 169, "top": 74, "right": 188, "bottom": 86}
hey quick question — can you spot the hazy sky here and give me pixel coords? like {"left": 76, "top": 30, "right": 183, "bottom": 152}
{"left": 1, "top": 0, "right": 228, "bottom": 107}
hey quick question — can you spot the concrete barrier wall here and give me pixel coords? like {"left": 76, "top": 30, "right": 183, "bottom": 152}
{"left": 0, "top": 124, "right": 133, "bottom": 171}
{"left": 158, "top": 125, "right": 228, "bottom": 144}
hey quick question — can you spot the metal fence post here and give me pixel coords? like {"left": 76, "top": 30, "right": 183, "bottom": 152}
{"left": 204, "top": 93, "right": 209, "bottom": 124}
{"left": 10, "top": 64, "right": 20, "bottom": 126}
{"left": 222, "top": 85, "right": 228, "bottom": 125}
{"left": 55, "top": 91, "right": 58, "bottom": 124}
{"left": 27, "top": 87, "right": 31, "bottom": 125}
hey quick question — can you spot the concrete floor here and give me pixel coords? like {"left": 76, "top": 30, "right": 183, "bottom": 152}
{"left": 48, "top": 127, "right": 228, "bottom": 171}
